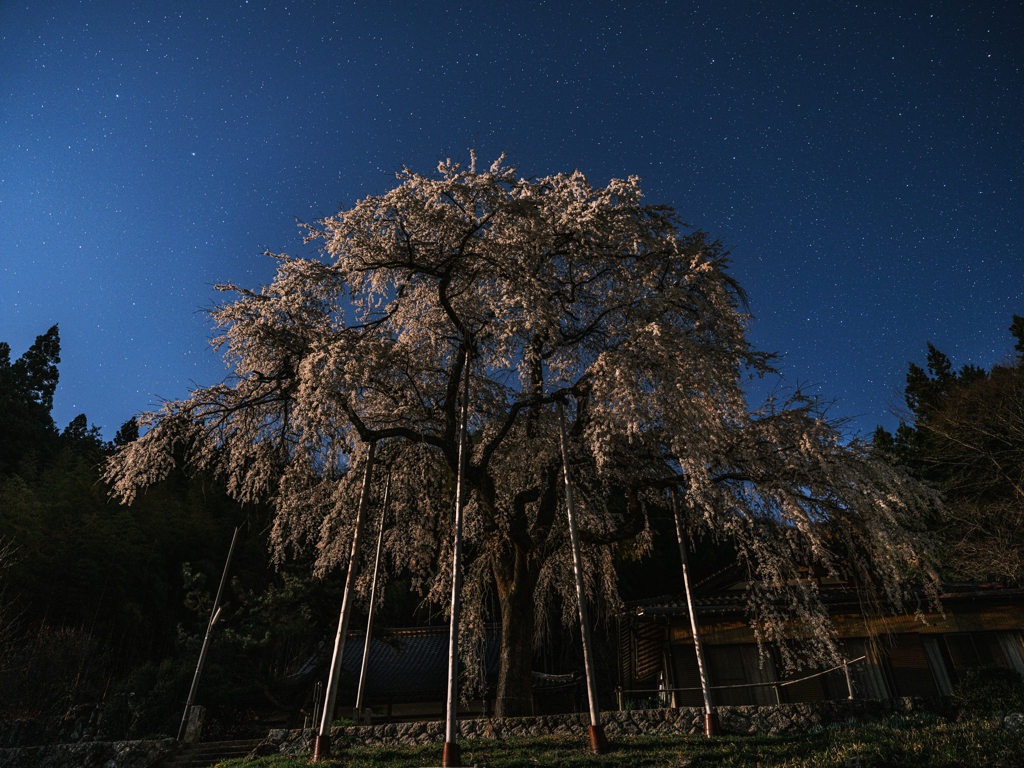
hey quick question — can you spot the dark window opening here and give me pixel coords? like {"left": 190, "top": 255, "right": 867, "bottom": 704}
{"left": 941, "top": 632, "right": 1008, "bottom": 684}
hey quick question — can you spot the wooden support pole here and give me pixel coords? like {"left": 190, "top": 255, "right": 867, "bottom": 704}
{"left": 178, "top": 527, "right": 239, "bottom": 742}
{"left": 355, "top": 473, "right": 391, "bottom": 724}
{"left": 556, "top": 401, "right": 607, "bottom": 755}
{"left": 443, "top": 351, "right": 471, "bottom": 768}
{"left": 314, "top": 441, "right": 376, "bottom": 762}
{"left": 671, "top": 488, "right": 718, "bottom": 736}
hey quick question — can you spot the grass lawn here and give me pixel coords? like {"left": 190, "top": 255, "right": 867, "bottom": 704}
{"left": 215, "top": 715, "right": 1024, "bottom": 767}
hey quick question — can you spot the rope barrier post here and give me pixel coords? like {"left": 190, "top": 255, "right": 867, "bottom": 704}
{"left": 844, "top": 658, "right": 854, "bottom": 699}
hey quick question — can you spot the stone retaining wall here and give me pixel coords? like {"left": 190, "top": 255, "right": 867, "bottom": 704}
{"left": 0, "top": 717, "right": 55, "bottom": 749}
{"left": 0, "top": 703, "right": 108, "bottom": 748}
{"left": 0, "top": 698, "right": 958, "bottom": 766}
{"left": 0, "top": 737, "right": 176, "bottom": 768}
{"left": 263, "top": 696, "right": 952, "bottom": 754}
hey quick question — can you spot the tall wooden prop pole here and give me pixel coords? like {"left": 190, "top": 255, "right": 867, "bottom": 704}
{"left": 355, "top": 473, "right": 390, "bottom": 723}
{"left": 556, "top": 401, "right": 607, "bottom": 755}
{"left": 671, "top": 488, "right": 718, "bottom": 736}
{"left": 314, "top": 441, "right": 377, "bottom": 762}
{"left": 178, "top": 526, "right": 238, "bottom": 742}
{"left": 443, "top": 352, "right": 471, "bottom": 768}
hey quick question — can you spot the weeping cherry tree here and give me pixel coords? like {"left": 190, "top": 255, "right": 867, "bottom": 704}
{"left": 105, "top": 153, "right": 940, "bottom": 718}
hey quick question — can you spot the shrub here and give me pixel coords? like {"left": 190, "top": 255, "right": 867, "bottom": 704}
{"left": 952, "top": 666, "right": 1024, "bottom": 715}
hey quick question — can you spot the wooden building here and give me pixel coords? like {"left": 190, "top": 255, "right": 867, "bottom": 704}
{"left": 619, "top": 567, "right": 1024, "bottom": 707}
{"left": 337, "top": 626, "right": 579, "bottom": 722}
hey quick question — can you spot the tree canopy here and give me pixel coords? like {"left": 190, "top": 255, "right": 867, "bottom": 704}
{"left": 105, "top": 154, "right": 939, "bottom": 716}
{"left": 874, "top": 315, "right": 1024, "bottom": 583}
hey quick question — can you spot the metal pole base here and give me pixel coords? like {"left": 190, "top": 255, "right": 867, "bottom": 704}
{"left": 589, "top": 725, "right": 608, "bottom": 754}
{"left": 313, "top": 734, "right": 331, "bottom": 762}
{"left": 704, "top": 711, "right": 719, "bottom": 737}
{"left": 442, "top": 741, "right": 462, "bottom": 767}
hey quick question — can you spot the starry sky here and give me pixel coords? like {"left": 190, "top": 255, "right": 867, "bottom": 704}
{"left": 2, "top": 1, "right": 1021, "bottom": 441}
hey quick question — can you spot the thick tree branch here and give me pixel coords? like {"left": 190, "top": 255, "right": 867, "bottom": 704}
{"left": 339, "top": 397, "right": 446, "bottom": 451}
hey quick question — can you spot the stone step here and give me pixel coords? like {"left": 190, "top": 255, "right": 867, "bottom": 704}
{"left": 161, "top": 738, "right": 265, "bottom": 767}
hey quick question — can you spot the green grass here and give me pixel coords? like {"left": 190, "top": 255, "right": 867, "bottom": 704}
{"left": 213, "top": 716, "right": 1024, "bottom": 767}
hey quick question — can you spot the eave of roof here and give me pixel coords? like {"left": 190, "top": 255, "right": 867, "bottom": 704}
{"left": 627, "top": 582, "right": 1024, "bottom": 619}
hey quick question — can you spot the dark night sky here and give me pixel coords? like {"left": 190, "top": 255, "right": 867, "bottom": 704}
{"left": 2, "top": 1, "right": 1021, "bottom": 440}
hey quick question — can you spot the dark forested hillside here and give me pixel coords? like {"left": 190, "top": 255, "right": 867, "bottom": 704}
{"left": 0, "top": 327, "right": 332, "bottom": 737}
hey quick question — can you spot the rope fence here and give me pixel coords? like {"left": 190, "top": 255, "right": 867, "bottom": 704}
{"left": 617, "top": 655, "right": 867, "bottom": 708}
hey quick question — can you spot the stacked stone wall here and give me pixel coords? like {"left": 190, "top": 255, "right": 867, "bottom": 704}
{"left": 263, "top": 696, "right": 954, "bottom": 753}
{"left": 0, "top": 698, "right": 965, "bottom": 766}
{"left": 0, "top": 703, "right": 109, "bottom": 748}
{"left": 0, "top": 738, "right": 176, "bottom": 768}
{"left": 0, "top": 717, "right": 56, "bottom": 748}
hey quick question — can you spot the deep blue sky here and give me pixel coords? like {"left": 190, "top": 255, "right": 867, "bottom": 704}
{"left": 2, "top": 1, "right": 1021, "bottom": 440}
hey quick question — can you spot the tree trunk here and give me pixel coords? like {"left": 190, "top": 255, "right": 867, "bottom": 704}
{"left": 492, "top": 550, "right": 538, "bottom": 717}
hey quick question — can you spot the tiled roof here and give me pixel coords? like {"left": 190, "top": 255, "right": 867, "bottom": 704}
{"left": 338, "top": 626, "right": 500, "bottom": 701}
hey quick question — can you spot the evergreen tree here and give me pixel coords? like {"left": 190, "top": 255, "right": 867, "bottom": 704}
{"left": 0, "top": 326, "right": 61, "bottom": 474}
{"left": 874, "top": 316, "right": 1024, "bottom": 583}
{"left": 61, "top": 413, "right": 106, "bottom": 456}
{"left": 0, "top": 327, "right": 316, "bottom": 733}
{"left": 1011, "top": 314, "right": 1024, "bottom": 356}
{"left": 114, "top": 417, "right": 140, "bottom": 447}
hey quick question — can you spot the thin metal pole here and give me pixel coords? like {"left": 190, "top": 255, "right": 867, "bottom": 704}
{"left": 556, "top": 401, "right": 607, "bottom": 755}
{"left": 671, "top": 488, "right": 717, "bottom": 736}
{"left": 355, "top": 473, "right": 391, "bottom": 723}
{"left": 178, "top": 526, "right": 239, "bottom": 742}
{"left": 314, "top": 441, "right": 376, "bottom": 762}
{"left": 443, "top": 351, "right": 471, "bottom": 768}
